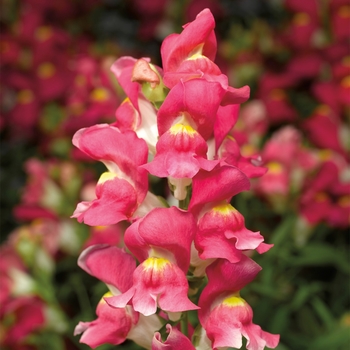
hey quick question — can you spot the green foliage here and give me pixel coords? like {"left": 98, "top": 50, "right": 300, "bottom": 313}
{"left": 237, "top": 194, "right": 350, "bottom": 350}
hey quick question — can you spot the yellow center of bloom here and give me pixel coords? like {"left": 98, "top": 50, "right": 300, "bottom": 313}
{"left": 267, "top": 161, "right": 283, "bottom": 174}
{"left": 143, "top": 257, "right": 170, "bottom": 271}
{"left": 35, "top": 26, "right": 53, "bottom": 41}
{"left": 97, "top": 172, "right": 118, "bottom": 185}
{"left": 169, "top": 123, "right": 197, "bottom": 136}
{"left": 318, "top": 149, "right": 332, "bottom": 161}
{"left": 315, "top": 104, "right": 331, "bottom": 116}
{"left": 212, "top": 202, "right": 235, "bottom": 216}
{"left": 187, "top": 44, "right": 204, "bottom": 60}
{"left": 122, "top": 97, "right": 130, "bottom": 104}
{"left": 17, "top": 89, "right": 34, "bottom": 104}
{"left": 94, "top": 226, "right": 107, "bottom": 231}
{"left": 339, "top": 5, "right": 350, "bottom": 18}
{"left": 269, "top": 88, "right": 286, "bottom": 101}
{"left": 241, "top": 144, "right": 256, "bottom": 157}
{"left": 74, "top": 75, "right": 86, "bottom": 87}
{"left": 0, "top": 41, "right": 9, "bottom": 53}
{"left": 222, "top": 294, "right": 246, "bottom": 307}
{"left": 37, "top": 62, "right": 56, "bottom": 79}
{"left": 341, "top": 75, "right": 350, "bottom": 88}
{"left": 234, "top": 119, "right": 244, "bottom": 131}
{"left": 315, "top": 192, "right": 328, "bottom": 202}
{"left": 90, "top": 87, "right": 110, "bottom": 102}
{"left": 340, "top": 313, "right": 350, "bottom": 326}
{"left": 338, "top": 195, "right": 350, "bottom": 207}
{"left": 70, "top": 103, "right": 85, "bottom": 116}
{"left": 99, "top": 291, "right": 114, "bottom": 304}
{"left": 293, "top": 12, "right": 310, "bottom": 26}
{"left": 342, "top": 56, "right": 350, "bottom": 67}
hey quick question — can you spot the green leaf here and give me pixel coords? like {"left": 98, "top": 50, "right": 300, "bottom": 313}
{"left": 311, "top": 297, "right": 336, "bottom": 330}
{"left": 307, "top": 326, "right": 350, "bottom": 350}
{"left": 291, "top": 243, "right": 350, "bottom": 273}
{"left": 270, "top": 214, "right": 296, "bottom": 248}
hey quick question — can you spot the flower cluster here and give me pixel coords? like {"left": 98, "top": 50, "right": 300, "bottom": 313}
{"left": 72, "top": 9, "right": 279, "bottom": 350}
{"left": 1, "top": 0, "right": 118, "bottom": 147}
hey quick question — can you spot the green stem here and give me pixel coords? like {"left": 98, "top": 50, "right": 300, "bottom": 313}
{"left": 180, "top": 311, "right": 189, "bottom": 337}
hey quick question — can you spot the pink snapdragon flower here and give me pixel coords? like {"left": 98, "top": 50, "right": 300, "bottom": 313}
{"left": 156, "top": 78, "right": 226, "bottom": 141}
{"left": 198, "top": 257, "right": 279, "bottom": 350}
{"left": 71, "top": 124, "right": 150, "bottom": 225}
{"left": 299, "top": 158, "right": 350, "bottom": 228}
{"left": 75, "top": 244, "right": 163, "bottom": 349}
{"left": 188, "top": 165, "right": 272, "bottom": 264}
{"left": 195, "top": 202, "right": 272, "bottom": 264}
{"left": 302, "top": 105, "right": 348, "bottom": 157}
{"left": 106, "top": 207, "right": 199, "bottom": 316}
{"left": 142, "top": 120, "right": 218, "bottom": 188}
{"left": 255, "top": 126, "right": 319, "bottom": 202}
{"left": 160, "top": 9, "right": 250, "bottom": 105}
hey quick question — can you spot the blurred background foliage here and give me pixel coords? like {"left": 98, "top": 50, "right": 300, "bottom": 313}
{"left": 0, "top": 0, "right": 349, "bottom": 349}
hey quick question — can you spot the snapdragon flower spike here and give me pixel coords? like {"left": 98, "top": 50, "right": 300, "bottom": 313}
{"left": 74, "top": 245, "right": 139, "bottom": 348}
{"left": 106, "top": 207, "right": 199, "bottom": 316}
{"left": 198, "top": 257, "right": 279, "bottom": 350}
{"left": 152, "top": 324, "right": 195, "bottom": 350}
{"left": 71, "top": 124, "right": 148, "bottom": 225}
{"left": 195, "top": 202, "right": 273, "bottom": 263}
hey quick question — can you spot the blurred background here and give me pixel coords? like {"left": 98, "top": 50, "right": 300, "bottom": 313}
{"left": 0, "top": 0, "right": 349, "bottom": 349}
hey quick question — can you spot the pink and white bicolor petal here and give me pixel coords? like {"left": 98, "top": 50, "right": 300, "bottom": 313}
{"left": 114, "top": 96, "right": 159, "bottom": 154}
{"left": 152, "top": 324, "right": 196, "bottom": 350}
